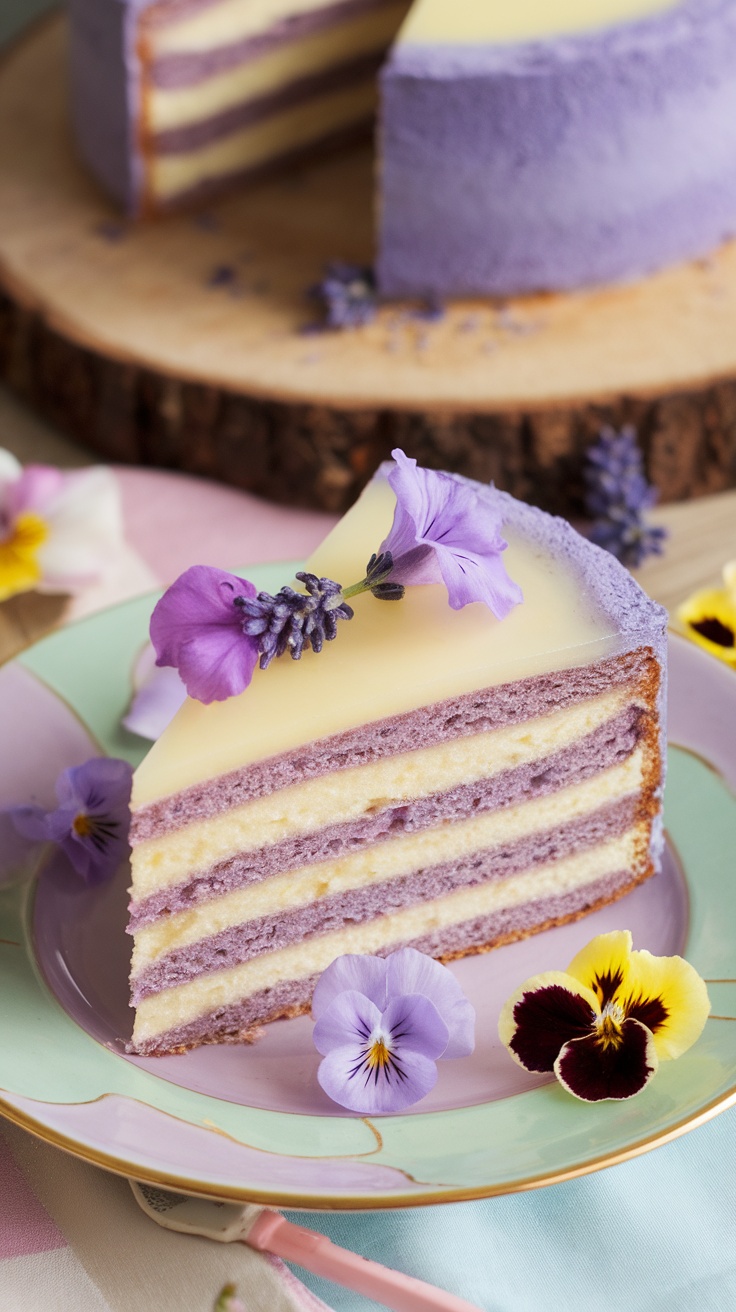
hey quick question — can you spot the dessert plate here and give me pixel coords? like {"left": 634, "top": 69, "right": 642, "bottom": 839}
{"left": 1, "top": 570, "right": 735, "bottom": 1209}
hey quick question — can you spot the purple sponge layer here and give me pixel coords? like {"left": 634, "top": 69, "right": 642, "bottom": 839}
{"left": 131, "top": 650, "right": 657, "bottom": 844}
{"left": 129, "top": 866, "right": 645, "bottom": 1055}
{"left": 130, "top": 794, "right": 640, "bottom": 1002}
{"left": 129, "top": 702, "right": 647, "bottom": 929}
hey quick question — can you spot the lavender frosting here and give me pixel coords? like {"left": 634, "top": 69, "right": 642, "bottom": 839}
{"left": 378, "top": 0, "right": 736, "bottom": 296}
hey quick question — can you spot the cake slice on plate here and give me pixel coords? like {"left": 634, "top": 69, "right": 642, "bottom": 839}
{"left": 126, "top": 463, "right": 666, "bottom": 1055}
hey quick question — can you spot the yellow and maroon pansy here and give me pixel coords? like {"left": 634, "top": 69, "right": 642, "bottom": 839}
{"left": 498, "top": 932, "right": 710, "bottom": 1103}
{"left": 676, "top": 561, "right": 736, "bottom": 669}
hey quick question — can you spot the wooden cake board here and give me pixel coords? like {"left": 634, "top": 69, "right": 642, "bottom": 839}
{"left": 2, "top": 17, "right": 736, "bottom": 514}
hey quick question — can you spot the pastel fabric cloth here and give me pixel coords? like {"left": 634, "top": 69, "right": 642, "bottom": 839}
{"left": 287, "top": 1112, "right": 736, "bottom": 1312}
{"left": 0, "top": 1121, "right": 330, "bottom": 1312}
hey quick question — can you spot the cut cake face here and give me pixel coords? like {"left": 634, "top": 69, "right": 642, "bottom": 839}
{"left": 127, "top": 471, "right": 667, "bottom": 1056}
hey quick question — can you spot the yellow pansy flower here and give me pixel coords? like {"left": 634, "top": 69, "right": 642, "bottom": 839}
{"left": 677, "top": 562, "right": 736, "bottom": 669}
{"left": 499, "top": 931, "right": 710, "bottom": 1102}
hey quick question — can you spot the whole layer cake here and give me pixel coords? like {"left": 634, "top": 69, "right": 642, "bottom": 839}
{"left": 126, "top": 468, "right": 667, "bottom": 1056}
{"left": 69, "top": 0, "right": 736, "bottom": 294}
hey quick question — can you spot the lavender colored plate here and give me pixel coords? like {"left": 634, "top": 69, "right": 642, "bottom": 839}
{"left": 0, "top": 580, "right": 735, "bottom": 1209}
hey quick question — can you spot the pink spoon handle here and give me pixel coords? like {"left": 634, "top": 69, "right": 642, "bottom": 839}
{"left": 248, "top": 1211, "right": 483, "bottom": 1312}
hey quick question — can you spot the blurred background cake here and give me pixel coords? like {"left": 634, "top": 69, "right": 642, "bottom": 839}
{"left": 70, "top": 0, "right": 736, "bottom": 295}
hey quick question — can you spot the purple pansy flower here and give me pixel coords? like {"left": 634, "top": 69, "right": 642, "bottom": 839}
{"left": 1, "top": 757, "right": 133, "bottom": 886}
{"left": 312, "top": 949, "right": 475, "bottom": 1114}
{"left": 379, "top": 450, "right": 523, "bottom": 617}
{"left": 150, "top": 565, "right": 260, "bottom": 704}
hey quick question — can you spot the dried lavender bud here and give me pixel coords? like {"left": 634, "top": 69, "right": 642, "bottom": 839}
{"left": 235, "top": 572, "right": 353, "bottom": 670}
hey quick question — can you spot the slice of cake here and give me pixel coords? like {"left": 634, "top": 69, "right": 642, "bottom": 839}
{"left": 126, "top": 462, "right": 667, "bottom": 1056}
{"left": 69, "top": 0, "right": 411, "bottom": 214}
{"left": 377, "top": 0, "right": 736, "bottom": 296}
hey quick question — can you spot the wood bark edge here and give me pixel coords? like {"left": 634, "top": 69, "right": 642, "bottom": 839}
{"left": 2, "top": 286, "right": 736, "bottom": 515}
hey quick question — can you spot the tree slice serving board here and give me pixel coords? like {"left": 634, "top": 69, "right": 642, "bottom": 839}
{"left": 2, "top": 18, "right": 736, "bottom": 513}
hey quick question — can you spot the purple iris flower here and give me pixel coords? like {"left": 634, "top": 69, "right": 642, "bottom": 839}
{"left": 2, "top": 757, "right": 133, "bottom": 886}
{"left": 150, "top": 565, "right": 259, "bottom": 704}
{"left": 379, "top": 450, "right": 523, "bottom": 618}
{"left": 312, "top": 948, "right": 475, "bottom": 1114}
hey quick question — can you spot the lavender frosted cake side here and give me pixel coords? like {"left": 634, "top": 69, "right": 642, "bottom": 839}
{"left": 377, "top": 0, "right": 736, "bottom": 297}
{"left": 126, "top": 474, "right": 667, "bottom": 1056}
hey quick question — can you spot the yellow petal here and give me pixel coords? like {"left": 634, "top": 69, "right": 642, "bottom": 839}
{"left": 622, "top": 950, "right": 710, "bottom": 1061}
{"left": 676, "top": 584, "right": 736, "bottom": 669}
{"left": 0, "top": 511, "right": 48, "bottom": 602}
{"left": 565, "top": 931, "right": 634, "bottom": 1006}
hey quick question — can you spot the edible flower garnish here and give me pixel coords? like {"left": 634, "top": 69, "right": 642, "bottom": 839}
{"left": 676, "top": 561, "right": 736, "bottom": 669}
{"left": 0, "top": 448, "right": 124, "bottom": 602}
{"left": 0, "top": 757, "right": 133, "bottom": 887}
{"left": 583, "top": 426, "right": 668, "bottom": 568}
{"left": 123, "top": 642, "right": 187, "bottom": 741}
{"left": 499, "top": 931, "right": 709, "bottom": 1102}
{"left": 312, "top": 948, "right": 475, "bottom": 1114}
{"left": 150, "top": 450, "right": 522, "bottom": 704}
{"left": 380, "top": 450, "right": 523, "bottom": 616}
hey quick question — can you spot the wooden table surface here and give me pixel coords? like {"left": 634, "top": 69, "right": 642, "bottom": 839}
{"left": 1, "top": 380, "right": 735, "bottom": 663}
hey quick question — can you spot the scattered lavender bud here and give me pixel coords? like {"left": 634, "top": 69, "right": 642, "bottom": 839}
{"left": 94, "top": 221, "right": 127, "bottom": 243}
{"left": 309, "top": 262, "right": 377, "bottom": 329}
{"left": 207, "top": 264, "right": 238, "bottom": 288}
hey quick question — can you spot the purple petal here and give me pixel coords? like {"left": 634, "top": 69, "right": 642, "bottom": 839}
{"left": 123, "top": 647, "right": 187, "bottom": 740}
{"left": 380, "top": 450, "right": 523, "bottom": 618}
{"left": 8, "top": 803, "right": 53, "bottom": 843}
{"left": 0, "top": 810, "right": 44, "bottom": 886}
{"left": 381, "top": 993, "right": 449, "bottom": 1060}
{"left": 554, "top": 1018, "right": 659, "bottom": 1102}
{"left": 317, "top": 1043, "right": 438, "bottom": 1114}
{"left": 312, "top": 990, "right": 382, "bottom": 1056}
{"left": 58, "top": 827, "right": 129, "bottom": 886}
{"left": 311, "top": 953, "right": 388, "bottom": 1020}
{"left": 150, "top": 566, "right": 259, "bottom": 704}
{"left": 385, "top": 948, "right": 475, "bottom": 1058}
{"left": 54, "top": 757, "right": 133, "bottom": 885}
{"left": 56, "top": 757, "right": 133, "bottom": 816}
{"left": 506, "top": 982, "right": 598, "bottom": 1073}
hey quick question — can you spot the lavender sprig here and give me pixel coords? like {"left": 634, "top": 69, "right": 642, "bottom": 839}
{"left": 234, "top": 554, "right": 404, "bottom": 671}
{"left": 583, "top": 426, "right": 668, "bottom": 568}
{"left": 309, "top": 261, "right": 377, "bottom": 329}
{"left": 235, "top": 573, "right": 354, "bottom": 669}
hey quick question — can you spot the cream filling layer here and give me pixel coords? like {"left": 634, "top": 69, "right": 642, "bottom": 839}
{"left": 146, "top": 6, "right": 408, "bottom": 134}
{"left": 130, "top": 750, "right": 644, "bottom": 976}
{"left": 132, "top": 827, "right": 646, "bottom": 1043}
{"left": 130, "top": 688, "right": 632, "bottom": 898}
{"left": 147, "top": 0, "right": 376, "bottom": 57}
{"left": 148, "top": 81, "right": 375, "bottom": 199}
